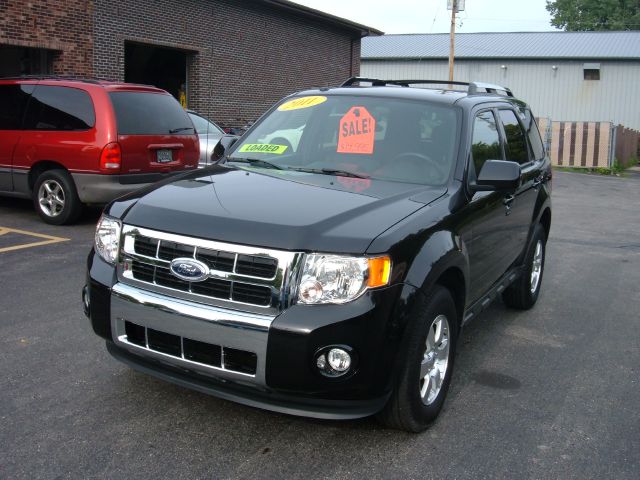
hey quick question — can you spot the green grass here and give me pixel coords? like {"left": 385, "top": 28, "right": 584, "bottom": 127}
{"left": 553, "top": 159, "right": 632, "bottom": 177}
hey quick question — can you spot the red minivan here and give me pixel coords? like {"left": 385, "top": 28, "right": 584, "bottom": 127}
{"left": 0, "top": 77, "right": 199, "bottom": 224}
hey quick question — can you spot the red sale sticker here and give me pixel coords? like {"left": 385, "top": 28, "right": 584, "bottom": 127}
{"left": 337, "top": 106, "right": 376, "bottom": 155}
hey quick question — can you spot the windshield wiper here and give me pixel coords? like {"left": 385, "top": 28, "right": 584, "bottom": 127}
{"left": 226, "top": 157, "right": 284, "bottom": 170}
{"left": 169, "top": 126, "right": 195, "bottom": 134}
{"left": 289, "top": 167, "right": 369, "bottom": 179}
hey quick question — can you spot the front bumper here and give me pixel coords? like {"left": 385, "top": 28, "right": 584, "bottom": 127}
{"left": 86, "top": 250, "right": 417, "bottom": 419}
{"left": 106, "top": 340, "right": 389, "bottom": 419}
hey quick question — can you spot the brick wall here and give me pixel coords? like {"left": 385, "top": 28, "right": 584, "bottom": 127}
{"left": 93, "top": 0, "right": 362, "bottom": 128}
{"left": 0, "top": 0, "right": 94, "bottom": 76}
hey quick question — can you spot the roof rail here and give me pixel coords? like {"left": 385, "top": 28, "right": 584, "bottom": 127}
{"left": 467, "top": 81, "right": 513, "bottom": 97}
{"left": 340, "top": 77, "right": 513, "bottom": 97}
{"left": 0, "top": 75, "right": 103, "bottom": 84}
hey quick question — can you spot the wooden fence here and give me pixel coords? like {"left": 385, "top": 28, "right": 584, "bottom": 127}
{"left": 536, "top": 119, "right": 640, "bottom": 168}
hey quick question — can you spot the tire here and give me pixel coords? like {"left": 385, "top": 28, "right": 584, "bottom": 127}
{"left": 502, "top": 223, "right": 546, "bottom": 310}
{"left": 377, "top": 286, "right": 458, "bottom": 432}
{"left": 33, "top": 169, "right": 83, "bottom": 225}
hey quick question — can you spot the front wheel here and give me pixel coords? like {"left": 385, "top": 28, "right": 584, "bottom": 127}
{"left": 377, "top": 286, "right": 458, "bottom": 432}
{"left": 33, "top": 169, "right": 83, "bottom": 225}
{"left": 502, "top": 223, "right": 546, "bottom": 310}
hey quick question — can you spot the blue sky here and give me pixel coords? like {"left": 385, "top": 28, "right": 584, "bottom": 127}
{"left": 290, "top": 0, "right": 558, "bottom": 34}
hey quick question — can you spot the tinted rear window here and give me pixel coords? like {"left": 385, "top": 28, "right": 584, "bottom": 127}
{"left": 23, "top": 85, "right": 95, "bottom": 131}
{"left": 109, "top": 92, "right": 194, "bottom": 135}
{"left": 0, "top": 84, "right": 34, "bottom": 130}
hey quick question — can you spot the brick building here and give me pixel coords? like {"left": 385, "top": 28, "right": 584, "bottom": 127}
{"left": 0, "top": 0, "right": 379, "bottom": 128}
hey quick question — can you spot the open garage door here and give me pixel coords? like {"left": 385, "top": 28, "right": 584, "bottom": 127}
{"left": 0, "top": 45, "right": 53, "bottom": 76}
{"left": 124, "top": 42, "right": 188, "bottom": 105}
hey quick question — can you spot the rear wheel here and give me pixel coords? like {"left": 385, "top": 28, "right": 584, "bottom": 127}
{"left": 377, "top": 286, "right": 458, "bottom": 432}
{"left": 33, "top": 169, "right": 82, "bottom": 225}
{"left": 502, "top": 222, "right": 546, "bottom": 310}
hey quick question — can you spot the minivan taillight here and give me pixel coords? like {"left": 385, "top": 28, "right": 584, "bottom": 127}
{"left": 100, "top": 142, "right": 121, "bottom": 172}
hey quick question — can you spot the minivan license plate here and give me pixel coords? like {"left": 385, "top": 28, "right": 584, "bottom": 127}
{"left": 156, "top": 149, "right": 173, "bottom": 163}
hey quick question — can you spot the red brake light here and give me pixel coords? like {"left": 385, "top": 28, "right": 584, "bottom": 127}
{"left": 100, "top": 142, "right": 121, "bottom": 172}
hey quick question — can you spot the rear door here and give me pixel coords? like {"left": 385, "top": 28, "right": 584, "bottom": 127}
{"left": 15, "top": 84, "right": 98, "bottom": 188}
{"left": 497, "top": 108, "right": 543, "bottom": 257}
{"left": 0, "top": 83, "right": 33, "bottom": 191}
{"left": 108, "top": 91, "right": 199, "bottom": 175}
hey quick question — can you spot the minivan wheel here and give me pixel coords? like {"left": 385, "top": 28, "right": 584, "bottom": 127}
{"left": 33, "top": 170, "right": 82, "bottom": 225}
{"left": 377, "top": 286, "right": 458, "bottom": 432}
{"left": 502, "top": 223, "right": 546, "bottom": 310}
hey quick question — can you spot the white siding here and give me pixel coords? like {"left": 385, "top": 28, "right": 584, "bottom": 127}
{"left": 361, "top": 60, "right": 640, "bottom": 131}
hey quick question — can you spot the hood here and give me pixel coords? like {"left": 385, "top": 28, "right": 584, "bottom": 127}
{"left": 114, "top": 165, "right": 446, "bottom": 253}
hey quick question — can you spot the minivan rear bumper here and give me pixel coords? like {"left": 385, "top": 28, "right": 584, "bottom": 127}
{"left": 72, "top": 171, "right": 191, "bottom": 204}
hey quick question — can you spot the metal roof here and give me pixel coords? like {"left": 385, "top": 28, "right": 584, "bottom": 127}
{"left": 256, "top": 0, "right": 383, "bottom": 37}
{"left": 362, "top": 31, "right": 640, "bottom": 60}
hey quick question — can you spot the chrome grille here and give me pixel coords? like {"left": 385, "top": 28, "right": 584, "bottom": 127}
{"left": 118, "top": 225, "right": 303, "bottom": 315}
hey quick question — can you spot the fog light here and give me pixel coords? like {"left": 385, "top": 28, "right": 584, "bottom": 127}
{"left": 327, "top": 348, "right": 351, "bottom": 372}
{"left": 314, "top": 346, "right": 355, "bottom": 377}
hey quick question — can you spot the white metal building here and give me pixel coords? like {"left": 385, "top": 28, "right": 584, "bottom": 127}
{"left": 361, "top": 31, "right": 640, "bottom": 131}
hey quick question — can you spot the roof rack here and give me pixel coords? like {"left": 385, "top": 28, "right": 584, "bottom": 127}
{"left": 340, "top": 77, "right": 513, "bottom": 97}
{"left": 0, "top": 75, "right": 103, "bottom": 84}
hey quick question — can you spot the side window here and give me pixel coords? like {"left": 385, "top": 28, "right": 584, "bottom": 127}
{"left": 23, "top": 85, "right": 95, "bottom": 131}
{"left": 470, "top": 110, "right": 501, "bottom": 179}
{"left": 498, "top": 109, "right": 529, "bottom": 164}
{"left": 518, "top": 107, "right": 545, "bottom": 161}
{"left": 0, "top": 84, "right": 33, "bottom": 130}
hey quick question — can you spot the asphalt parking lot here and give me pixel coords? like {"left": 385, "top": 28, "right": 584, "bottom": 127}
{"left": 1, "top": 171, "right": 638, "bottom": 479}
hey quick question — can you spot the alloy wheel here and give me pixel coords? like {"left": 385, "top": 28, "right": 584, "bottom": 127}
{"left": 419, "top": 314, "right": 450, "bottom": 405}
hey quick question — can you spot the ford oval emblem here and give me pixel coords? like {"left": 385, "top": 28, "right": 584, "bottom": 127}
{"left": 169, "top": 258, "right": 209, "bottom": 282}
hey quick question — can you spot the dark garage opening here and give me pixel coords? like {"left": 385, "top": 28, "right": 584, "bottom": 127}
{"left": 0, "top": 45, "right": 53, "bottom": 76}
{"left": 124, "top": 42, "right": 187, "bottom": 103}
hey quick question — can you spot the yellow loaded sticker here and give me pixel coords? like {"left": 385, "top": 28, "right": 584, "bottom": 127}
{"left": 238, "top": 144, "right": 289, "bottom": 154}
{"left": 277, "top": 95, "right": 327, "bottom": 111}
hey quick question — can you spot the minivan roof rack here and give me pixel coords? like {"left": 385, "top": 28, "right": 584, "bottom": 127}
{"left": 340, "top": 77, "right": 513, "bottom": 97}
{"left": 0, "top": 75, "right": 103, "bottom": 84}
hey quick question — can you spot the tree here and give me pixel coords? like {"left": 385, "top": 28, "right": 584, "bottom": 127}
{"left": 546, "top": 0, "right": 640, "bottom": 31}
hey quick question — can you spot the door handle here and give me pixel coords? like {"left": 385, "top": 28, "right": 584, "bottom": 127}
{"left": 503, "top": 194, "right": 515, "bottom": 215}
{"left": 532, "top": 176, "right": 543, "bottom": 188}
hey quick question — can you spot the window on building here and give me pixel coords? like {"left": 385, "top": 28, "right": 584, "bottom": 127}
{"left": 583, "top": 63, "right": 601, "bottom": 81}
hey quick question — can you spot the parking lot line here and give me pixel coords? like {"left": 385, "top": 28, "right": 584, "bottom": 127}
{"left": 0, "top": 226, "right": 69, "bottom": 253}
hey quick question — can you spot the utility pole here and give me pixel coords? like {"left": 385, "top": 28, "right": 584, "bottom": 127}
{"left": 448, "top": 0, "right": 458, "bottom": 82}
{"left": 447, "top": 0, "right": 464, "bottom": 82}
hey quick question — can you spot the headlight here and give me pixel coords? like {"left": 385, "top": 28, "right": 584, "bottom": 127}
{"left": 95, "top": 215, "right": 121, "bottom": 264}
{"left": 297, "top": 254, "right": 391, "bottom": 305}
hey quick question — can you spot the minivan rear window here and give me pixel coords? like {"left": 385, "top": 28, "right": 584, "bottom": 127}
{"left": 109, "top": 92, "right": 194, "bottom": 135}
{"left": 23, "top": 85, "right": 95, "bottom": 131}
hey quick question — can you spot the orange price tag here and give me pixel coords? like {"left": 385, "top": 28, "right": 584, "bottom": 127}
{"left": 337, "top": 106, "right": 376, "bottom": 155}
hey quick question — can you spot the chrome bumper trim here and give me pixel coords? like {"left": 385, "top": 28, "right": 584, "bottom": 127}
{"left": 111, "top": 282, "right": 274, "bottom": 386}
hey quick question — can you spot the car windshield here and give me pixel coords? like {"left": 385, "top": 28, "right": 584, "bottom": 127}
{"left": 229, "top": 94, "right": 460, "bottom": 186}
{"left": 188, "top": 112, "right": 224, "bottom": 135}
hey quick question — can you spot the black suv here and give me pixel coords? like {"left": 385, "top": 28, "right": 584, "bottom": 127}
{"left": 84, "top": 78, "right": 551, "bottom": 432}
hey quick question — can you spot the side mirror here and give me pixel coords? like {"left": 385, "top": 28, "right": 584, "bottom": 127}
{"left": 472, "top": 160, "right": 521, "bottom": 192}
{"left": 211, "top": 135, "right": 240, "bottom": 163}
